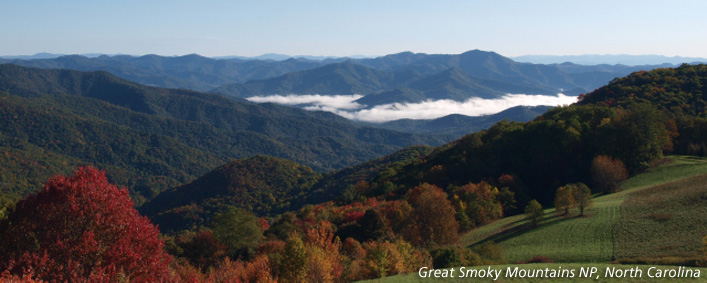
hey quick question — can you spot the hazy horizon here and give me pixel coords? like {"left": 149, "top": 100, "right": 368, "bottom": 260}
{"left": 2, "top": 1, "right": 706, "bottom": 58}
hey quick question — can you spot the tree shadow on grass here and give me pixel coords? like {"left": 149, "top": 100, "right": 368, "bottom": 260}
{"left": 471, "top": 212, "right": 581, "bottom": 247}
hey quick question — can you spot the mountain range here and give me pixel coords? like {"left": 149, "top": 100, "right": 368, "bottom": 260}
{"left": 214, "top": 50, "right": 674, "bottom": 106}
{"left": 0, "top": 54, "right": 327, "bottom": 92}
{"left": 2, "top": 50, "right": 677, "bottom": 108}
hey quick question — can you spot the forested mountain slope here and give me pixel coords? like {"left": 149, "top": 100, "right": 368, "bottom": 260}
{"left": 0, "top": 64, "right": 445, "bottom": 203}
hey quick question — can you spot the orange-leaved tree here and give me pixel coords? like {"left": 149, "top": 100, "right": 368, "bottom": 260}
{"left": 406, "top": 183, "right": 459, "bottom": 246}
{"left": 591, "top": 155, "right": 629, "bottom": 193}
{"left": 0, "top": 166, "right": 172, "bottom": 282}
{"left": 554, "top": 185, "right": 575, "bottom": 215}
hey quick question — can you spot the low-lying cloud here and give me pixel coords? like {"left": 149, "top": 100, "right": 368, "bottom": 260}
{"left": 246, "top": 94, "right": 364, "bottom": 110}
{"left": 246, "top": 93, "right": 577, "bottom": 123}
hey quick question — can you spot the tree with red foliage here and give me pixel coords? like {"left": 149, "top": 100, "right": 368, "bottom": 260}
{"left": 0, "top": 166, "right": 172, "bottom": 282}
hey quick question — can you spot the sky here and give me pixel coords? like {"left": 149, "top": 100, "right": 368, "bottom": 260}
{"left": 2, "top": 0, "right": 707, "bottom": 58}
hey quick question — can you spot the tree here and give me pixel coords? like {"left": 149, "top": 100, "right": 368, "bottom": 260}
{"left": 406, "top": 183, "right": 459, "bottom": 246}
{"left": 377, "top": 200, "right": 415, "bottom": 237}
{"left": 302, "top": 220, "right": 343, "bottom": 282}
{"left": 524, "top": 199, "right": 543, "bottom": 227}
{"left": 278, "top": 234, "right": 308, "bottom": 282}
{"left": 591, "top": 155, "right": 629, "bottom": 193}
{"left": 209, "top": 206, "right": 264, "bottom": 260}
{"left": 554, "top": 185, "right": 575, "bottom": 215}
{"left": 361, "top": 241, "right": 405, "bottom": 279}
{"left": 176, "top": 229, "right": 228, "bottom": 271}
{"left": 455, "top": 182, "right": 504, "bottom": 228}
{"left": 0, "top": 166, "right": 172, "bottom": 282}
{"left": 496, "top": 175, "right": 517, "bottom": 214}
{"left": 358, "top": 209, "right": 388, "bottom": 241}
{"left": 570, "top": 183, "right": 593, "bottom": 216}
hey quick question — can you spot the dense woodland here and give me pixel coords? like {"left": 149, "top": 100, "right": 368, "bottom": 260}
{"left": 1, "top": 64, "right": 707, "bottom": 281}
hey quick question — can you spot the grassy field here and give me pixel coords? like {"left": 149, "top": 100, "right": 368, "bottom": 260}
{"left": 459, "top": 155, "right": 707, "bottom": 263}
{"left": 368, "top": 263, "right": 707, "bottom": 282}
{"left": 615, "top": 173, "right": 707, "bottom": 259}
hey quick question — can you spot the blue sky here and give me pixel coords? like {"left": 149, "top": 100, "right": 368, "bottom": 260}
{"left": 2, "top": 0, "right": 706, "bottom": 57}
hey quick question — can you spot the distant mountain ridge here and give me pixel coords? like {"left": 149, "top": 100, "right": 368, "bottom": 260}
{"left": 213, "top": 62, "right": 405, "bottom": 98}
{"left": 512, "top": 54, "right": 707, "bottom": 65}
{"left": 0, "top": 54, "right": 327, "bottom": 91}
{"left": 374, "top": 105, "right": 554, "bottom": 136}
{"left": 2, "top": 51, "right": 678, "bottom": 106}
{"left": 215, "top": 50, "right": 672, "bottom": 107}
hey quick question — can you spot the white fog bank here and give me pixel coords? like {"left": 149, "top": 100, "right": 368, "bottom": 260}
{"left": 246, "top": 93, "right": 577, "bottom": 123}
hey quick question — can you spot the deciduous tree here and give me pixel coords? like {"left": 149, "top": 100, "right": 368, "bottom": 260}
{"left": 278, "top": 234, "right": 308, "bottom": 282}
{"left": 0, "top": 166, "right": 172, "bottom": 282}
{"left": 524, "top": 199, "right": 543, "bottom": 227}
{"left": 209, "top": 206, "right": 264, "bottom": 260}
{"left": 406, "top": 183, "right": 459, "bottom": 246}
{"left": 591, "top": 155, "right": 629, "bottom": 193}
{"left": 554, "top": 186, "right": 575, "bottom": 215}
{"left": 175, "top": 229, "right": 228, "bottom": 271}
{"left": 570, "top": 183, "right": 593, "bottom": 216}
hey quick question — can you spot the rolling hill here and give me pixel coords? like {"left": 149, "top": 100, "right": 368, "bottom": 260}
{"left": 140, "top": 145, "right": 434, "bottom": 233}
{"left": 139, "top": 155, "right": 322, "bottom": 233}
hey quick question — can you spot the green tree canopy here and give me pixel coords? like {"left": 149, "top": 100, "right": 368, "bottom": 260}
{"left": 209, "top": 206, "right": 264, "bottom": 259}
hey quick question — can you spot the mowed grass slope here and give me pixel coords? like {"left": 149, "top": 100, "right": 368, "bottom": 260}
{"left": 462, "top": 155, "right": 707, "bottom": 263}
{"left": 615, "top": 173, "right": 707, "bottom": 259}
